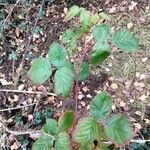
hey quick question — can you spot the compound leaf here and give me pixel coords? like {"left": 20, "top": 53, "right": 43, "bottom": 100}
{"left": 105, "top": 114, "right": 134, "bottom": 146}
{"left": 58, "top": 111, "right": 74, "bottom": 132}
{"left": 42, "top": 118, "right": 58, "bottom": 136}
{"left": 91, "top": 42, "right": 111, "bottom": 66}
{"left": 73, "top": 117, "right": 99, "bottom": 145}
{"left": 78, "top": 61, "right": 90, "bottom": 81}
{"left": 65, "top": 5, "right": 80, "bottom": 21}
{"left": 90, "top": 92, "right": 112, "bottom": 121}
{"left": 28, "top": 57, "right": 52, "bottom": 84}
{"left": 93, "top": 24, "right": 111, "bottom": 42}
{"left": 54, "top": 67, "right": 73, "bottom": 97}
{"left": 112, "top": 29, "right": 139, "bottom": 52}
{"left": 48, "top": 43, "right": 67, "bottom": 67}
{"left": 55, "top": 132, "right": 72, "bottom": 150}
{"left": 32, "top": 134, "right": 54, "bottom": 150}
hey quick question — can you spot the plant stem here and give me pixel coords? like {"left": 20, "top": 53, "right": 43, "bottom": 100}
{"left": 74, "top": 36, "right": 87, "bottom": 124}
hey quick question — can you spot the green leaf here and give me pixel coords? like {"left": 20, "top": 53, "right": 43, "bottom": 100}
{"left": 99, "top": 12, "right": 111, "bottom": 21}
{"left": 61, "top": 60, "right": 73, "bottom": 70}
{"left": 91, "top": 42, "right": 111, "bottom": 66}
{"left": 48, "top": 43, "right": 67, "bottom": 67}
{"left": 54, "top": 67, "right": 73, "bottom": 97}
{"left": 42, "top": 118, "right": 58, "bottom": 136}
{"left": 55, "top": 132, "right": 72, "bottom": 150}
{"left": 78, "top": 62, "right": 90, "bottom": 81}
{"left": 73, "top": 117, "right": 99, "bottom": 145}
{"left": 93, "top": 24, "right": 111, "bottom": 42}
{"left": 79, "top": 144, "right": 95, "bottom": 150}
{"left": 112, "top": 29, "right": 139, "bottom": 52}
{"left": 28, "top": 57, "right": 52, "bottom": 84}
{"left": 32, "top": 134, "right": 54, "bottom": 150}
{"left": 80, "top": 9, "right": 91, "bottom": 31}
{"left": 58, "top": 111, "right": 74, "bottom": 132}
{"left": 69, "top": 37, "right": 77, "bottom": 51}
{"left": 62, "top": 29, "right": 75, "bottom": 43}
{"left": 105, "top": 114, "right": 134, "bottom": 146}
{"left": 91, "top": 13, "right": 100, "bottom": 24}
{"left": 90, "top": 92, "right": 112, "bottom": 121}
{"left": 65, "top": 5, "right": 80, "bottom": 21}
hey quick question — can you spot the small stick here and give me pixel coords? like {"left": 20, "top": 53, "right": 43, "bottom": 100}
{"left": 0, "top": 103, "right": 36, "bottom": 112}
{"left": 1, "top": 0, "right": 21, "bottom": 28}
{"left": 130, "top": 139, "right": 150, "bottom": 144}
{"left": 0, "top": 89, "right": 56, "bottom": 96}
{"left": 1, "top": 122, "right": 40, "bottom": 135}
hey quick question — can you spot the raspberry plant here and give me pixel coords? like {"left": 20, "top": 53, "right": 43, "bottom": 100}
{"left": 28, "top": 5, "right": 139, "bottom": 150}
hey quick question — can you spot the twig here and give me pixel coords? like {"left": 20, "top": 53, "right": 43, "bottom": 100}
{"left": 1, "top": 123, "right": 40, "bottom": 136}
{"left": 0, "top": 103, "right": 36, "bottom": 112}
{"left": 1, "top": 0, "right": 21, "bottom": 28}
{"left": 1, "top": 122, "right": 54, "bottom": 140}
{"left": 0, "top": 89, "right": 56, "bottom": 96}
{"left": 0, "top": 3, "right": 40, "bottom": 9}
{"left": 14, "top": 0, "right": 45, "bottom": 87}
{"left": 130, "top": 139, "right": 150, "bottom": 144}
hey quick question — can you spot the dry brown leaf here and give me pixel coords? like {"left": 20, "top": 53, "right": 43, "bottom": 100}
{"left": 119, "top": 101, "right": 126, "bottom": 107}
{"left": 133, "top": 123, "right": 142, "bottom": 132}
{"left": 127, "top": 22, "right": 133, "bottom": 29}
{"left": 10, "top": 142, "right": 19, "bottom": 150}
{"left": 139, "top": 94, "right": 147, "bottom": 101}
{"left": 129, "top": 1, "right": 138, "bottom": 11}
{"left": 110, "top": 83, "right": 118, "bottom": 90}
{"left": 18, "top": 84, "right": 25, "bottom": 91}
{"left": 135, "top": 111, "right": 142, "bottom": 116}
{"left": 15, "top": 27, "right": 20, "bottom": 37}
{"left": 109, "top": 6, "right": 117, "bottom": 13}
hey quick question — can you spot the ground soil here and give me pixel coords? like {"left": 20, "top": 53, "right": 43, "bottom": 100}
{"left": 0, "top": 0, "right": 150, "bottom": 149}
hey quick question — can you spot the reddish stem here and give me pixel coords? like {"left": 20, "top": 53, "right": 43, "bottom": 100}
{"left": 74, "top": 36, "right": 87, "bottom": 125}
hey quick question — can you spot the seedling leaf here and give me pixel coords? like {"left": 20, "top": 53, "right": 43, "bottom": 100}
{"left": 78, "top": 61, "right": 90, "bottom": 81}
{"left": 42, "top": 118, "right": 58, "bottom": 136}
{"left": 48, "top": 43, "right": 67, "bottom": 67}
{"left": 93, "top": 24, "right": 111, "bottom": 42}
{"left": 80, "top": 9, "right": 91, "bottom": 31}
{"left": 112, "top": 29, "right": 139, "bottom": 52}
{"left": 105, "top": 114, "right": 134, "bottom": 146}
{"left": 62, "top": 29, "right": 75, "bottom": 43}
{"left": 28, "top": 57, "right": 52, "bottom": 84}
{"left": 90, "top": 92, "right": 112, "bottom": 120}
{"left": 54, "top": 67, "right": 73, "bottom": 97}
{"left": 99, "top": 12, "right": 111, "bottom": 21}
{"left": 55, "top": 132, "right": 72, "bottom": 150}
{"left": 91, "top": 42, "right": 111, "bottom": 66}
{"left": 65, "top": 5, "right": 80, "bottom": 21}
{"left": 58, "top": 111, "right": 74, "bottom": 132}
{"left": 32, "top": 134, "right": 54, "bottom": 150}
{"left": 91, "top": 13, "right": 100, "bottom": 24}
{"left": 73, "top": 117, "right": 99, "bottom": 145}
